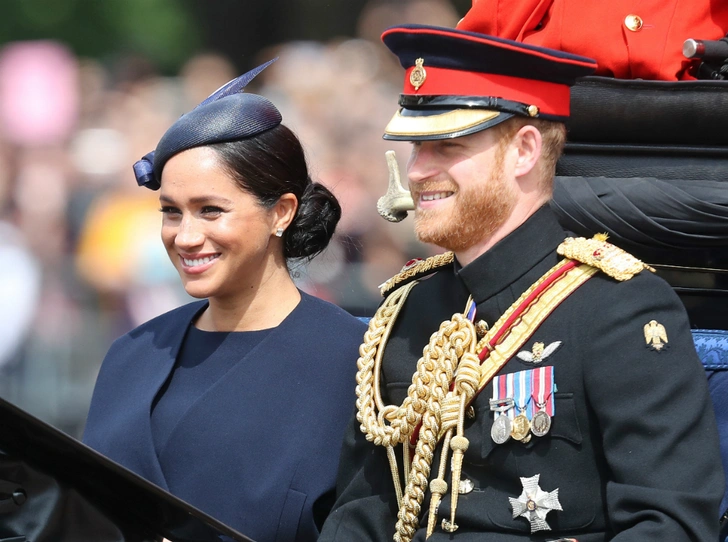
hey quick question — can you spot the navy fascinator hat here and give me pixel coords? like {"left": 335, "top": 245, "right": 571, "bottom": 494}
{"left": 133, "top": 58, "right": 281, "bottom": 190}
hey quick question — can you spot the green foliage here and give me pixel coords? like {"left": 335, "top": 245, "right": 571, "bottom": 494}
{"left": 0, "top": 0, "right": 201, "bottom": 73}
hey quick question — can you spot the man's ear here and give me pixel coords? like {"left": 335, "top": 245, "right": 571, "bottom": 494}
{"left": 513, "top": 125, "right": 542, "bottom": 179}
{"left": 272, "top": 192, "right": 298, "bottom": 233}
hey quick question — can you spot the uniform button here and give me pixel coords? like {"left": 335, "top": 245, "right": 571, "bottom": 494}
{"left": 624, "top": 14, "right": 643, "bottom": 32}
{"left": 458, "top": 478, "right": 474, "bottom": 494}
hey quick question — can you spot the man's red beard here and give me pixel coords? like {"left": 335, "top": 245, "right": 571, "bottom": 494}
{"left": 411, "top": 146, "right": 517, "bottom": 252}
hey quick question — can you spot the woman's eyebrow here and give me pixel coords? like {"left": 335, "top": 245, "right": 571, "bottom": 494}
{"left": 159, "top": 194, "right": 233, "bottom": 205}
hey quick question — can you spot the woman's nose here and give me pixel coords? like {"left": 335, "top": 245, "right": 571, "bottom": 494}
{"left": 174, "top": 215, "right": 205, "bottom": 248}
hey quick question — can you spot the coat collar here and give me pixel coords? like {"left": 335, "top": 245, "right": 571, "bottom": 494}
{"left": 456, "top": 205, "right": 566, "bottom": 303}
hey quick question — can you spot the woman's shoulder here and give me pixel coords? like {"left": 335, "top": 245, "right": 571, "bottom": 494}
{"left": 296, "top": 291, "right": 368, "bottom": 335}
{"left": 113, "top": 300, "right": 207, "bottom": 345}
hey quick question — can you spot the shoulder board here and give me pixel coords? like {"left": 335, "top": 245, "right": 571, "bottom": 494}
{"left": 379, "top": 252, "right": 455, "bottom": 297}
{"left": 556, "top": 235, "right": 655, "bottom": 281}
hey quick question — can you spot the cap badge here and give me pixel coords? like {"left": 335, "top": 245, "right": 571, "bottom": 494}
{"left": 516, "top": 341, "right": 561, "bottom": 364}
{"left": 509, "top": 474, "right": 562, "bottom": 533}
{"left": 644, "top": 320, "right": 668, "bottom": 352}
{"left": 410, "top": 58, "right": 427, "bottom": 91}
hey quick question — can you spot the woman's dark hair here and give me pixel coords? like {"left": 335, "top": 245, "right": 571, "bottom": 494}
{"left": 210, "top": 124, "right": 341, "bottom": 261}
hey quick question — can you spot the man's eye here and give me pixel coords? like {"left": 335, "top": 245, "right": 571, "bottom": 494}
{"left": 441, "top": 141, "right": 461, "bottom": 149}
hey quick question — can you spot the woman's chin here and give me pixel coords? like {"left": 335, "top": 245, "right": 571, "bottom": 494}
{"left": 181, "top": 283, "right": 214, "bottom": 300}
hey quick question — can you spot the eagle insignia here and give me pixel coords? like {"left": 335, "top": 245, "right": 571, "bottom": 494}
{"left": 644, "top": 320, "right": 668, "bottom": 352}
{"left": 516, "top": 341, "right": 562, "bottom": 364}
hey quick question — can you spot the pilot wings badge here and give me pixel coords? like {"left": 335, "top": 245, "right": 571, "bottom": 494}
{"left": 644, "top": 320, "right": 668, "bottom": 352}
{"left": 517, "top": 341, "right": 562, "bottom": 364}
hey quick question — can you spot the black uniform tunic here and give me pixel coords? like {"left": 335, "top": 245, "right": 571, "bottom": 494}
{"left": 320, "top": 206, "right": 724, "bottom": 542}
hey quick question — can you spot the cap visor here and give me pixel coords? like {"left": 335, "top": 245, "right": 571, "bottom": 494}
{"left": 383, "top": 107, "right": 510, "bottom": 140}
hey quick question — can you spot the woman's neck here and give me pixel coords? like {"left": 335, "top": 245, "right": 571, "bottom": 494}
{"left": 196, "top": 264, "right": 302, "bottom": 332}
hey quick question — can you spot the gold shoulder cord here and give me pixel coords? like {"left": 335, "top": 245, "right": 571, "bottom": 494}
{"left": 556, "top": 234, "right": 654, "bottom": 281}
{"left": 379, "top": 252, "right": 455, "bottom": 296}
{"left": 356, "top": 255, "right": 607, "bottom": 542}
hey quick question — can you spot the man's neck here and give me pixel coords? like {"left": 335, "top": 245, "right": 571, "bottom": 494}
{"left": 454, "top": 198, "right": 549, "bottom": 267}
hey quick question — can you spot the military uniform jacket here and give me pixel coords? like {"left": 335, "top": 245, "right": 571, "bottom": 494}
{"left": 83, "top": 292, "right": 366, "bottom": 542}
{"left": 319, "top": 207, "right": 724, "bottom": 541}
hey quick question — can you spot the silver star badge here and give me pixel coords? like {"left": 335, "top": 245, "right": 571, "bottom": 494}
{"left": 508, "top": 474, "right": 562, "bottom": 533}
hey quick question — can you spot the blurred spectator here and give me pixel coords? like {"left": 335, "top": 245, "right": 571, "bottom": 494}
{"left": 0, "top": 0, "right": 462, "bottom": 437}
{"left": 0, "top": 221, "right": 40, "bottom": 368}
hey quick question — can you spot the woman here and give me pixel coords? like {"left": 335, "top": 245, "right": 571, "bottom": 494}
{"left": 82, "top": 61, "right": 366, "bottom": 542}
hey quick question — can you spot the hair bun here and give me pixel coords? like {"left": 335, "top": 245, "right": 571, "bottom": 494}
{"left": 285, "top": 181, "right": 341, "bottom": 260}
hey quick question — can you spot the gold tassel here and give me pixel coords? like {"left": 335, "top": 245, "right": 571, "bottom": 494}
{"left": 443, "top": 396, "right": 470, "bottom": 533}
{"left": 426, "top": 430, "right": 452, "bottom": 538}
{"left": 387, "top": 445, "right": 404, "bottom": 507}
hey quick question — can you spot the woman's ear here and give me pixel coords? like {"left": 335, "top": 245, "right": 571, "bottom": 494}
{"left": 272, "top": 193, "right": 298, "bottom": 234}
{"left": 513, "top": 124, "right": 543, "bottom": 179}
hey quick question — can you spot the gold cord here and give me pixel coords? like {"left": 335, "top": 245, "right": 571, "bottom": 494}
{"left": 426, "top": 430, "right": 452, "bottom": 538}
{"left": 358, "top": 288, "right": 478, "bottom": 542}
{"left": 358, "top": 258, "right": 599, "bottom": 542}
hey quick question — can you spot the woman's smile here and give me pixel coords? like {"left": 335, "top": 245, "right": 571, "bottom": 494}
{"left": 179, "top": 253, "right": 221, "bottom": 274}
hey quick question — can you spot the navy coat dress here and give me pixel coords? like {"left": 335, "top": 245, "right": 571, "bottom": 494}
{"left": 83, "top": 291, "right": 366, "bottom": 542}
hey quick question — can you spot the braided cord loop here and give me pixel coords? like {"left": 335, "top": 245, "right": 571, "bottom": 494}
{"left": 393, "top": 314, "right": 478, "bottom": 542}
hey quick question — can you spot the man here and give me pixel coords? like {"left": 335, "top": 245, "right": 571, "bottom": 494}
{"left": 319, "top": 21, "right": 724, "bottom": 542}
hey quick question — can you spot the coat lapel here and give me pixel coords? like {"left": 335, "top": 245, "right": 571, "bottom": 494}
{"left": 131, "top": 300, "right": 208, "bottom": 490}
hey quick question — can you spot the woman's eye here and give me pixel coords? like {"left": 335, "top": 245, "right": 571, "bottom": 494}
{"left": 159, "top": 206, "right": 180, "bottom": 215}
{"left": 201, "top": 206, "right": 224, "bottom": 216}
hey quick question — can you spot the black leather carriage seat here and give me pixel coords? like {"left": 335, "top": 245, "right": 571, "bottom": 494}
{"left": 552, "top": 75, "right": 728, "bottom": 536}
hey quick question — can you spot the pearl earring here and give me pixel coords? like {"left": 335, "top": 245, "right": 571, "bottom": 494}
{"left": 275, "top": 227, "right": 284, "bottom": 237}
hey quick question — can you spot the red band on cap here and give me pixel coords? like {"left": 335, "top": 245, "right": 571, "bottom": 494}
{"left": 403, "top": 66, "right": 571, "bottom": 117}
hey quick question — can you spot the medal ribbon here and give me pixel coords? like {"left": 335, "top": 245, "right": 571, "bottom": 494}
{"left": 532, "top": 366, "right": 554, "bottom": 416}
{"left": 492, "top": 374, "right": 512, "bottom": 418}
{"left": 509, "top": 369, "right": 533, "bottom": 420}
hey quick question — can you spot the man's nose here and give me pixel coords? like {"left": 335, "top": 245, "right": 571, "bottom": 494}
{"left": 407, "top": 145, "right": 439, "bottom": 184}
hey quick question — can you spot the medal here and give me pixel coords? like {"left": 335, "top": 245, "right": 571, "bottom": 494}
{"left": 509, "top": 474, "right": 562, "bottom": 533}
{"left": 531, "top": 410, "right": 551, "bottom": 437}
{"left": 511, "top": 413, "right": 531, "bottom": 441}
{"left": 530, "top": 366, "right": 555, "bottom": 438}
{"left": 510, "top": 369, "right": 532, "bottom": 441}
{"left": 489, "top": 397, "right": 514, "bottom": 444}
{"left": 492, "top": 413, "right": 512, "bottom": 444}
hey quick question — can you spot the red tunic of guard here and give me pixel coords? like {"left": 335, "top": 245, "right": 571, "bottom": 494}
{"left": 457, "top": 0, "right": 728, "bottom": 80}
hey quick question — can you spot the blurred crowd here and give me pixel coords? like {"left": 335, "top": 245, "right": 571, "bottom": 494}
{"left": 0, "top": 0, "right": 461, "bottom": 437}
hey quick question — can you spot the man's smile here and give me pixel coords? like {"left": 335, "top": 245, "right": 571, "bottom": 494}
{"left": 420, "top": 191, "right": 454, "bottom": 202}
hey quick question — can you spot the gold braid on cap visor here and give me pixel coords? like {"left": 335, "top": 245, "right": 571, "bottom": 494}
{"left": 384, "top": 107, "right": 500, "bottom": 137}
